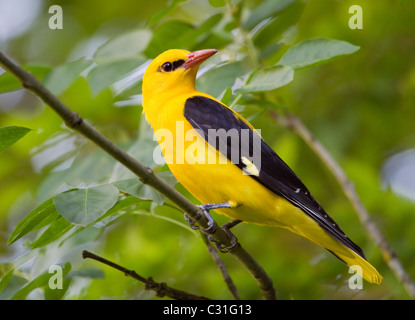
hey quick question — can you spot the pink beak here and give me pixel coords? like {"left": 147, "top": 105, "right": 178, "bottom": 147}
{"left": 182, "top": 49, "right": 218, "bottom": 70}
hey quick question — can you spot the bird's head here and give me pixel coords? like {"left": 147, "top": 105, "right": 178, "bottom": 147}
{"left": 142, "top": 49, "right": 217, "bottom": 112}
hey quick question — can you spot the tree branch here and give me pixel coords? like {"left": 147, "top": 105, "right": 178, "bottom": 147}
{"left": 202, "top": 235, "right": 241, "bottom": 300}
{"left": 82, "top": 250, "right": 209, "bottom": 300}
{"left": 270, "top": 109, "right": 415, "bottom": 299}
{"left": 0, "top": 51, "right": 276, "bottom": 300}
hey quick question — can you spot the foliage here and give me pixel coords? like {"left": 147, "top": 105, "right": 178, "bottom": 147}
{"left": 1, "top": 0, "right": 414, "bottom": 300}
{"left": 0, "top": 126, "right": 31, "bottom": 153}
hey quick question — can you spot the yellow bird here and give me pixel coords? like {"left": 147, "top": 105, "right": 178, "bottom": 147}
{"left": 142, "top": 48, "right": 382, "bottom": 285}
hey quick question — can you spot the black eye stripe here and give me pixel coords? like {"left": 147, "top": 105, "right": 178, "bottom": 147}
{"left": 159, "top": 59, "right": 185, "bottom": 72}
{"left": 172, "top": 59, "right": 185, "bottom": 70}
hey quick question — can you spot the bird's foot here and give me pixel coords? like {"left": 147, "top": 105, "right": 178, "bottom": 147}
{"left": 197, "top": 202, "right": 232, "bottom": 234}
{"left": 184, "top": 202, "right": 241, "bottom": 252}
{"left": 208, "top": 219, "right": 242, "bottom": 253}
{"left": 184, "top": 202, "right": 232, "bottom": 233}
{"left": 184, "top": 213, "right": 200, "bottom": 230}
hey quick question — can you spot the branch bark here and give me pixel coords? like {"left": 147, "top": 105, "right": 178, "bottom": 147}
{"left": 202, "top": 235, "right": 241, "bottom": 300}
{"left": 270, "top": 109, "right": 415, "bottom": 299}
{"left": 82, "top": 250, "right": 209, "bottom": 300}
{"left": 0, "top": 51, "right": 276, "bottom": 300}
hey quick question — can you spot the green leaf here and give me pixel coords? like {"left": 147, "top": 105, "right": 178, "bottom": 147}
{"left": 252, "top": 0, "right": 304, "bottom": 49}
{"left": 53, "top": 185, "right": 119, "bottom": 226}
{"left": 145, "top": 15, "right": 223, "bottom": 58}
{"left": 8, "top": 198, "right": 60, "bottom": 245}
{"left": 114, "top": 178, "right": 162, "bottom": 204}
{"left": 0, "top": 263, "right": 14, "bottom": 279}
{"left": 0, "top": 265, "right": 14, "bottom": 294}
{"left": 87, "top": 58, "right": 145, "bottom": 96}
{"left": 197, "top": 29, "right": 233, "bottom": 52}
{"left": 143, "top": 20, "right": 194, "bottom": 57}
{"left": 243, "top": 0, "right": 297, "bottom": 30}
{"left": 94, "top": 29, "right": 152, "bottom": 65}
{"left": 58, "top": 225, "right": 102, "bottom": 248}
{"left": 0, "top": 126, "right": 31, "bottom": 153}
{"left": 277, "top": 38, "right": 360, "bottom": 69}
{"left": 218, "top": 86, "right": 233, "bottom": 105}
{"left": 102, "top": 195, "right": 145, "bottom": 219}
{"left": 44, "top": 278, "right": 71, "bottom": 300}
{"left": 0, "top": 65, "right": 50, "bottom": 94}
{"left": 147, "top": 0, "right": 187, "bottom": 26}
{"left": 108, "top": 195, "right": 150, "bottom": 217}
{"left": 43, "top": 58, "right": 93, "bottom": 95}
{"left": 31, "top": 216, "right": 73, "bottom": 248}
{"left": 196, "top": 62, "right": 243, "bottom": 98}
{"left": 113, "top": 171, "right": 177, "bottom": 205}
{"left": 11, "top": 262, "right": 71, "bottom": 300}
{"left": 235, "top": 66, "right": 294, "bottom": 93}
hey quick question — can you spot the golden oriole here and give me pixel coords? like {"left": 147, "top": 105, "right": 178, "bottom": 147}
{"left": 142, "top": 48, "right": 382, "bottom": 285}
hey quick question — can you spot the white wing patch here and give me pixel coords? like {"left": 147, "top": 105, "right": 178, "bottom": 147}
{"left": 241, "top": 156, "right": 260, "bottom": 176}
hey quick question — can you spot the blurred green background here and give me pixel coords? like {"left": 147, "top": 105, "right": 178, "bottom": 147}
{"left": 1, "top": 0, "right": 414, "bottom": 300}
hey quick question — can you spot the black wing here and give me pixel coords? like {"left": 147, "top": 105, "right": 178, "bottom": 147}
{"left": 184, "top": 95, "right": 365, "bottom": 259}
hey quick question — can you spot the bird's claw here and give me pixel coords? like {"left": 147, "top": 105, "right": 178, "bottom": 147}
{"left": 184, "top": 206, "right": 216, "bottom": 232}
{"left": 184, "top": 213, "right": 200, "bottom": 230}
{"left": 184, "top": 203, "right": 240, "bottom": 252}
{"left": 197, "top": 204, "right": 218, "bottom": 234}
{"left": 184, "top": 202, "right": 231, "bottom": 233}
{"left": 208, "top": 219, "right": 242, "bottom": 253}
{"left": 207, "top": 230, "right": 238, "bottom": 253}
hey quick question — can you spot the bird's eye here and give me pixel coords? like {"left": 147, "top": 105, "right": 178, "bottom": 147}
{"left": 161, "top": 62, "right": 173, "bottom": 72}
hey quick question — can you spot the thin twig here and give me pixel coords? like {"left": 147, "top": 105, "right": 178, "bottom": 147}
{"left": 202, "top": 235, "right": 241, "bottom": 300}
{"left": 270, "top": 109, "right": 415, "bottom": 299}
{"left": 82, "top": 250, "right": 209, "bottom": 300}
{"left": 0, "top": 51, "right": 276, "bottom": 300}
